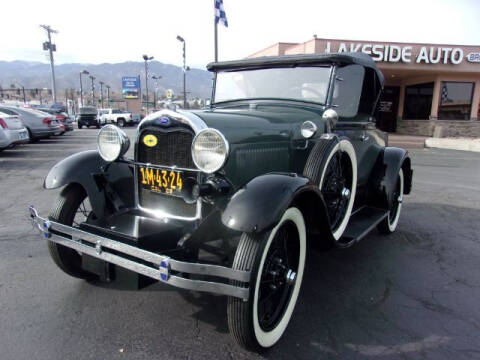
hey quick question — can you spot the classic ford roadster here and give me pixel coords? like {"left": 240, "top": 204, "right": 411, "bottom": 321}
{"left": 30, "top": 53, "right": 412, "bottom": 351}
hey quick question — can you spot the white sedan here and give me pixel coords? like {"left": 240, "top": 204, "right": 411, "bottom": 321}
{"left": 0, "top": 112, "right": 29, "bottom": 151}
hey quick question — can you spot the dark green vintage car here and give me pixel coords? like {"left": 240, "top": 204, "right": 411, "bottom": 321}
{"left": 29, "top": 53, "right": 412, "bottom": 351}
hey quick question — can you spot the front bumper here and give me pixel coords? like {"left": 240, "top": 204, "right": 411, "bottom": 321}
{"left": 28, "top": 206, "right": 250, "bottom": 300}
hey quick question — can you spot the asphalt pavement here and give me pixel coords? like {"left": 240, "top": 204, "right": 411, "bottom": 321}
{"left": 1, "top": 128, "right": 479, "bottom": 360}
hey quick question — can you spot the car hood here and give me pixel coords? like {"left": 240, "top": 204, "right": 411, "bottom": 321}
{"left": 190, "top": 104, "right": 324, "bottom": 144}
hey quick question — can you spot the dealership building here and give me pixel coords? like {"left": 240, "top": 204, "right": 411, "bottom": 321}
{"left": 249, "top": 38, "right": 480, "bottom": 137}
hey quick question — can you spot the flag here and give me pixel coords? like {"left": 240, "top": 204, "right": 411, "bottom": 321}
{"left": 215, "top": 0, "right": 228, "bottom": 27}
{"left": 441, "top": 84, "right": 449, "bottom": 103}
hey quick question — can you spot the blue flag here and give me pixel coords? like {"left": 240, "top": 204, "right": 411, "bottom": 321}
{"left": 215, "top": 0, "right": 228, "bottom": 27}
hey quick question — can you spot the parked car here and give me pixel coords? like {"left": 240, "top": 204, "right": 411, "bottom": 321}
{"left": 77, "top": 107, "right": 100, "bottom": 129}
{"left": 39, "top": 108, "right": 74, "bottom": 131}
{"left": 0, "top": 106, "right": 59, "bottom": 141}
{"left": 0, "top": 111, "right": 29, "bottom": 150}
{"left": 99, "top": 108, "right": 136, "bottom": 127}
{"left": 29, "top": 53, "right": 413, "bottom": 351}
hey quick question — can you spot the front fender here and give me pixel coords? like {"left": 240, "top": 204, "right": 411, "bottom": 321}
{"left": 44, "top": 150, "right": 133, "bottom": 218}
{"left": 221, "top": 173, "right": 332, "bottom": 246}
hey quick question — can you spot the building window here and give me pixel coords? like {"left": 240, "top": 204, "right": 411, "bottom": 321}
{"left": 403, "top": 82, "right": 434, "bottom": 120}
{"left": 438, "top": 82, "right": 474, "bottom": 120}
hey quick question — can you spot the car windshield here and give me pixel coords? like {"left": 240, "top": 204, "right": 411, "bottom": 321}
{"left": 214, "top": 66, "right": 331, "bottom": 104}
{"left": 79, "top": 107, "right": 97, "bottom": 114}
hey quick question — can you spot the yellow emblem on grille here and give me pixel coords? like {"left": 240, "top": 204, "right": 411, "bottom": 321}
{"left": 143, "top": 134, "right": 158, "bottom": 147}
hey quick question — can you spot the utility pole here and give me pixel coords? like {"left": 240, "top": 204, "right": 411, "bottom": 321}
{"left": 40, "top": 25, "right": 58, "bottom": 104}
{"left": 106, "top": 85, "right": 110, "bottom": 106}
{"left": 20, "top": 85, "right": 26, "bottom": 104}
{"left": 89, "top": 75, "right": 95, "bottom": 106}
{"left": 79, "top": 70, "right": 89, "bottom": 107}
{"left": 99, "top": 81, "right": 104, "bottom": 108}
{"left": 142, "top": 54, "right": 154, "bottom": 113}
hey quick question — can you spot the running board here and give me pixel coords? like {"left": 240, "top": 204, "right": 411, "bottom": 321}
{"left": 338, "top": 207, "right": 388, "bottom": 247}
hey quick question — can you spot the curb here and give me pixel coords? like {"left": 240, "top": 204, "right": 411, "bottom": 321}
{"left": 425, "top": 138, "right": 480, "bottom": 152}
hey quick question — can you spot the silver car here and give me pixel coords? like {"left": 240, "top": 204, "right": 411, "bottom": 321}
{"left": 0, "top": 112, "right": 29, "bottom": 150}
{"left": 0, "top": 106, "right": 60, "bottom": 141}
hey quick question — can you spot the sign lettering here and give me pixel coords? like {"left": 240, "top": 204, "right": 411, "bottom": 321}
{"left": 324, "top": 42, "right": 474, "bottom": 66}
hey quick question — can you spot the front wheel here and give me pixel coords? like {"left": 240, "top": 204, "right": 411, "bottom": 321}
{"left": 47, "top": 184, "right": 96, "bottom": 279}
{"left": 227, "top": 207, "right": 306, "bottom": 351}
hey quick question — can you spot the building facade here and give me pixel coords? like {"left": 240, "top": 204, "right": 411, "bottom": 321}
{"left": 249, "top": 38, "right": 480, "bottom": 137}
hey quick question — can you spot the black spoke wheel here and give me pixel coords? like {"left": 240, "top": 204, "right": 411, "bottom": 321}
{"left": 227, "top": 207, "right": 306, "bottom": 351}
{"left": 303, "top": 137, "right": 357, "bottom": 240}
{"left": 378, "top": 168, "right": 404, "bottom": 234}
{"left": 47, "top": 184, "right": 96, "bottom": 280}
{"left": 322, "top": 151, "right": 352, "bottom": 231}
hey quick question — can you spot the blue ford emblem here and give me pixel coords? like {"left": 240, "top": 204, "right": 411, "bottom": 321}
{"left": 160, "top": 116, "right": 170, "bottom": 125}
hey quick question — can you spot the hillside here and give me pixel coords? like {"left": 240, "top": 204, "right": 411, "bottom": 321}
{"left": 0, "top": 60, "right": 213, "bottom": 99}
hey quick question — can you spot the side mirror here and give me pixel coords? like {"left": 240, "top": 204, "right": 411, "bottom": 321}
{"left": 322, "top": 108, "right": 338, "bottom": 132}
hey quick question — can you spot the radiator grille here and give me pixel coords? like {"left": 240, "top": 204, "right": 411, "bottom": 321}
{"left": 137, "top": 128, "right": 195, "bottom": 169}
{"left": 136, "top": 127, "right": 198, "bottom": 219}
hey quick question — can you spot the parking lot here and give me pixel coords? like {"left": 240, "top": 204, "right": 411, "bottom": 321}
{"left": 0, "top": 129, "right": 479, "bottom": 360}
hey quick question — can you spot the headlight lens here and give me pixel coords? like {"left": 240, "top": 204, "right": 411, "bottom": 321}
{"left": 192, "top": 128, "right": 229, "bottom": 173}
{"left": 97, "top": 125, "right": 130, "bottom": 162}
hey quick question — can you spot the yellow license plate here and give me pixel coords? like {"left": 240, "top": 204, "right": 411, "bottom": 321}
{"left": 138, "top": 167, "right": 183, "bottom": 196}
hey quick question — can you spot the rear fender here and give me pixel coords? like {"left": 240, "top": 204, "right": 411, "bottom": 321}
{"left": 222, "top": 173, "right": 334, "bottom": 248}
{"left": 44, "top": 150, "right": 133, "bottom": 218}
{"left": 369, "top": 147, "right": 412, "bottom": 209}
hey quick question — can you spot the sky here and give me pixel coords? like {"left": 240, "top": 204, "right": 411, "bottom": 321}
{"left": 1, "top": 0, "right": 479, "bottom": 70}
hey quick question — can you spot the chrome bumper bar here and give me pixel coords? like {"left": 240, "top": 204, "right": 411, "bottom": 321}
{"left": 29, "top": 206, "right": 250, "bottom": 300}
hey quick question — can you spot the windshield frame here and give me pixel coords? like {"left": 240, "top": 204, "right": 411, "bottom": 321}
{"left": 211, "top": 65, "right": 334, "bottom": 107}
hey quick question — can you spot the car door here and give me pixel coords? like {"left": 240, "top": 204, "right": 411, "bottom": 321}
{"left": 331, "top": 65, "right": 384, "bottom": 188}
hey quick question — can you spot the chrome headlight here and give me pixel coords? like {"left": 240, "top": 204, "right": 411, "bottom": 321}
{"left": 97, "top": 125, "right": 130, "bottom": 162}
{"left": 191, "top": 128, "right": 229, "bottom": 173}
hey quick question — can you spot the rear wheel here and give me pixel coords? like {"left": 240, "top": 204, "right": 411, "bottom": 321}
{"left": 377, "top": 168, "right": 404, "bottom": 234}
{"left": 227, "top": 207, "right": 306, "bottom": 351}
{"left": 78, "top": 123, "right": 83, "bottom": 129}
{"left": 47, "top": 184, "right": 96, "bottom": 279}
{"left": 117, "top": 118, "right": 126, "bottom": 127}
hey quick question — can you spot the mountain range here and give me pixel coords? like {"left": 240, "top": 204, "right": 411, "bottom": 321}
{"left": 0, "top": 60, "right": 213, "bottom": 99}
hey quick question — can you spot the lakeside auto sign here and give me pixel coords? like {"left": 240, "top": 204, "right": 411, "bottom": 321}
{"left": 122, "top": 76, "right": 140, "bottom": 99}
{"left": 323, "top": 42, "right": 479, "bottom": 65}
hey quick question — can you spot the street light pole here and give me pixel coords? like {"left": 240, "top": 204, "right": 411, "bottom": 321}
{"left": 89, "top": 75, "right": 95, "bottom": 105}
{"left": 176, "top": 35, "right": 187, "bottom": 108}
{"left": 142, "top": 54, "right": 154, "bottom": 113}
{"left": 99, "top": 81, "right": 104, "bottom": 108}
{"left": 106, "top": 85, "right": 110, "bottom": 106}
{"left": 40, "top": 25, "right": 58, "bottom": 104}
{"left": 152, "top": 75, "right": 162, "bottom": 110}
{"left": 79, "top": 70, "right": 89, "bottom": 107}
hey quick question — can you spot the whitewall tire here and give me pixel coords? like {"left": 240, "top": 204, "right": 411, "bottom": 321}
{"left": 378, "top": 168, "right": 404, "bottom": 234}
{"left": 304, "top": 137, "right": 357, "bottom": 241}
{"left": 227, "top": 207, "right": 306, "bottom": 351}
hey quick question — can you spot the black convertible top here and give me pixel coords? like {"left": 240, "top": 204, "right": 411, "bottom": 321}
{"left": 207, "top": 52, "right": 384, "bottom": 85}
